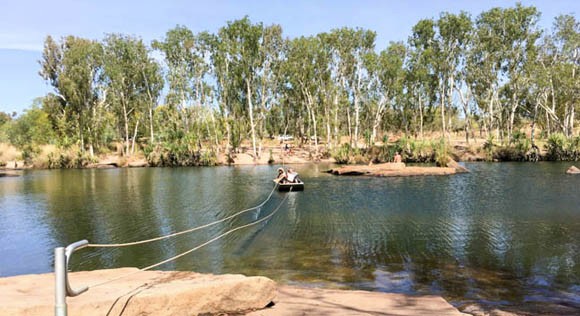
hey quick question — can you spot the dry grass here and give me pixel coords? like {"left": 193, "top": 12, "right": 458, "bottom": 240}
{"left": 0, "top": 143, "right": 20, "bottom": 162}
{"left": 32, "top": 145, "right": 59, "bottom": 168}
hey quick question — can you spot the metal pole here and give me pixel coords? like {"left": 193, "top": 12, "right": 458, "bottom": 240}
{"left": 55, "top": 247, "right": 67, "bottom": 316}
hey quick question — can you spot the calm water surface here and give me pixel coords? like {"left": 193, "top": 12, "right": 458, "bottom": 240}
{"left": 0, "top": 163, "right": 578, "bottom": 313}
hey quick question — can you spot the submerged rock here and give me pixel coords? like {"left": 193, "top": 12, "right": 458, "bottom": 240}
{"left": 566, "top": 165, "right": 580, "bottom": 174}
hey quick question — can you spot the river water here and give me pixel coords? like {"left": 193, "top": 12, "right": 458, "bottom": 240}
{"left": 0, "top": 163, "right": 578, "bottom": 313}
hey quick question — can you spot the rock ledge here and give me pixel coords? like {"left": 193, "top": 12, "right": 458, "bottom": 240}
{"left": 1, "top": 268, "right": 275, "bottom": 316}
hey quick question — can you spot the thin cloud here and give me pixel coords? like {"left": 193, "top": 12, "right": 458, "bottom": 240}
{"left": 0, "top": 33, "right": 44, "bottom": 52}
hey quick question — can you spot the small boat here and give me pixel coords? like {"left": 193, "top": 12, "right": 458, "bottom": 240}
{"left": 273, "top": 179, "right": 304, "bottom": 192}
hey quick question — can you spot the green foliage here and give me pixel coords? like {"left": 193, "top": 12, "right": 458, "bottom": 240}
{"left": 2, "top": 6, "right": 575, "bottom": 169}
{"left": 332, "top": 143, "right": 352, "bottom": 164}
{"left": 21, "top": 144, "right": 40, "bottom": 166}
{"left": 511, "top": 131, "right": 530, "bottom": 153}
{"left": 6, "top": 108, "right": 55, "bottom": 149}
{"left": 144, "top": 133, "right": 218, "bottom": 167}
{"left": 434, "top": 139, "right": 450, "bottom": 166}
{"left": 200, "top": 150, "right": 218, "bottom": 166}
{"left": 367, "top": 145, "right": 394, "bottom": 163}
{"left": 567, "top": 136, "right": 580, "bottom": 161}
{"left": 543, "top": 133, "right": 580, "bottom": 161}
{"left": 483, "top": 136, "right": 495, "bottom": 161}
{"left": 0, "top": 111, "right": 11, "bottom": 126}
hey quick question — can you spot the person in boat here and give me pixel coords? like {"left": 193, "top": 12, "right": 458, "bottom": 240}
{"left": 286, "top": 168, "right": 300, "bottom": 183}
{"left": 275, "top": 167, "right": 287, "bottom": 183}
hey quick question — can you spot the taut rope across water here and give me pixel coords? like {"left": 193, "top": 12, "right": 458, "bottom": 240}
{"left": 87, "top": 185, "right": 279, "bottom": 248}
{"left": 85, "top": 184, "right": 291, "bottom": 289}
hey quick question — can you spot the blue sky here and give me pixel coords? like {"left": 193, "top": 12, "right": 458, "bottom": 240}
{"left": 0, "top": 0, "right": 577, "bottom": 114}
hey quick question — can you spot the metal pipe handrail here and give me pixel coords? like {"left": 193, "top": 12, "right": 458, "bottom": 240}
{"left": 64, "top": 240, "right": 89, "bottom": 297}
{"left": 55, "top": 240, "right": 90, "bottom": 315}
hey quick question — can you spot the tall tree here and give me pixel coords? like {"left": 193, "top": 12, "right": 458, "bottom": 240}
{"left": 436, "top": 12, "right": 473, "bottom": 140}
{"left": 408, "top": 19, "right": 438, "bottom": 138}
{"left": 366, "top": 42, "right": 406, "bottom": 144}
{"left": 103, "top": 34, "right": 155, "bottom": 155}
{"left": 39, "top": 35, "right": 104, "bottom": 155}
{"left": 153, "top": 26, "right": 211, "bottom": 138}
{"left": 329, "top": 28, "right": 376, "bottom": 147}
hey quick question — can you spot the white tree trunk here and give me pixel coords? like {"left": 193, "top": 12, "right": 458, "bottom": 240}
{"left": 246, "top": 80, "right": 258, "bottom": 160}
{"left": 131, "top": 120, "right": 139, "bottom": 155}
{"left": 371, "top": 95, "right": 387, "bottom": 145}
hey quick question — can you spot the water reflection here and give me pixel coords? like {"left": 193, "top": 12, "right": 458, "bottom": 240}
{"left": 0, "top": 163, "right": 578, "bottom": 313}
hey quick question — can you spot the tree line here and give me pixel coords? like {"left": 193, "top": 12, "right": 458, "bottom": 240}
{"left": 0, "top": 4, "right": 578, "bottom": 166}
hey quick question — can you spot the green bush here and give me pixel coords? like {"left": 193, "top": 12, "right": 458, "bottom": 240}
{"left": 333, "top": 143, "right": 353, "bottom": 164}
{"left": 434, "top": 139, "right": 450, "bottom": 166}
{"left": 495, "top": 146, "right": 524, "bottom": 161}
{"left": 21, "top": 144, "right": 40, "bottom": 166}
{"left": 145, "top": 139, "right": 218, "bottom": 167}
{"left": 566, "top": 136, "right": 580, "bottom": 161}
{"left": 200, "top": 150, "right": 218, "bottom": 166}
{"left": 545, "top": 133, "right": 567, "bottom": 161}
{"left": 483, "top": 136, "right": 495, "bottom": 161}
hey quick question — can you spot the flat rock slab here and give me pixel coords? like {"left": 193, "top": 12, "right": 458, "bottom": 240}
{"left": 327, "top": 163, "right": 459, "bottom": 177}
{"left": 128, "top": 160, "right": 148, "bottom": 167}
{"left": 1, "top": 268, "right": 276, "bottom": 316}
{"left": 0, "top": 171, "right": 20, "bottom": 177}
{"left": 248, "top": 286, "right": 468, "bottom": 316}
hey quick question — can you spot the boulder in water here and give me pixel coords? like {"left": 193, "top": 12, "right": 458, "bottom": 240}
{"left": 566, "top": 166, "right": 580, "bottom": 174}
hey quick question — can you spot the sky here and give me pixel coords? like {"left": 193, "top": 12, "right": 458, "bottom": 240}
{"left": 0, "top": 0, "right": 577, "bottom": 114}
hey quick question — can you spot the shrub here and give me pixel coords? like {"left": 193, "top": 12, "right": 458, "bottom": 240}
{"left": 320, "top": 149, "right": 331, "bottom": 159}
{"left": 200, "top": 150, "right": 217, "bottom": 166}
{"left": 333, "top": 143, "right": 353, "bottom": 164}
{"left": 434, "top": 139, "right": 450, "bottom": 166}
{"left": 483, "top": 136, "right": 495, "bottom": 161}
{"left": 495, "top": 146, "right": 524, "bottom": 161}
{"left": 144, "top": 140, "right": 218, "bottom": 167}
{"left": 44, "top": 147, "right": 96, "bottom": 169}
{"left": 545, "top": 133, "right": 567, "bottom": 161}
{"left": 21, "top": 144, "right": 40, "bottom": 166}
{"left": 566, "top": 136, "right": 580, "bottom": 161}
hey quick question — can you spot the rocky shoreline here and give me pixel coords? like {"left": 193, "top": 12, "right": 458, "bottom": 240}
{"left": 1, "top": 268, "right": 467, "bottom": 316}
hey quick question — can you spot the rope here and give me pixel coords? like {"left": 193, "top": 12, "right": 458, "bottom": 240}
{"left": 86, "top": 186, "right": 292, "bottom": 289}
{"left": 87, "top": 185, "right": 279, "bottom": 248}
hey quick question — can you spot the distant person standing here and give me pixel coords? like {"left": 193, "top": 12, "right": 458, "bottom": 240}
{"left": 394, "top": 152, "right": 402, "bottom": 163}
